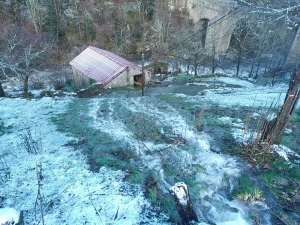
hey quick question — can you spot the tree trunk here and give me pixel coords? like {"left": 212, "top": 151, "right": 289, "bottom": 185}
{"left": 211, "top": 45, "right": 217, "bottom": 74}
{"left": 249, "top": 64, "right": 254, "bottom": 78}
{"left": 23, "top": 75, "right": 30, "bottom": 98}
{"left": 212, "top": 55, "right": 216, "bottom": 74}
{"left": 194, "top": 62, "right": 198, "bottom": 77}
{"left": 169, "top": 182, "right": 198, "bottom": 225}
{"left": 254, "top": 62, "right": 260, "bottom": 79}
{"left": 236, "top": 54, "right": 241, "bottom": 77}
{"left": 260, "top": 66, "right": 300, "bottom": 146}
{"left": 0, "top": 82, "right": 5, "bottom": 97}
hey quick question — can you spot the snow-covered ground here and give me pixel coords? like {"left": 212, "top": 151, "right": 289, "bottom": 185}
{"left": 0, "top": 97, "right": 169, "bottom": 225}
{"left": 181, "top": 76, "right": 291, "bottom": 108}
{"left": 204, "top": 77, "right": 290, "bottom": 108}
{"left": 0, "top": 76, "right": 298, "bottom": 225}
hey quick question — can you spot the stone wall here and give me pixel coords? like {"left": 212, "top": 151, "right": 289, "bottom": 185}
{"left": 105, "top": 68, "right": 151, "bottom": 88}
{"left": 77, "top": 83, "right": 105, "bottom": 98}
{"left": 72, "top": 67, "right": 90, "bottom": 88}
{"left": 186, "top": 0, "right": 238, "bottom": 54}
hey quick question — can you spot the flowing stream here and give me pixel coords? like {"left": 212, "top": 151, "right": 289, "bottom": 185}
{"left": 89, "top": 92, "right": 271, "bottom": 224}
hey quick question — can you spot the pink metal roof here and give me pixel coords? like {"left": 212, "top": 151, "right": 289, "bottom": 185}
{"left": 70, "top": 46, "right": 142, "bottom": 85}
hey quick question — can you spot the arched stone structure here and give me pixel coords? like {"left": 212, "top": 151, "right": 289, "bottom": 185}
{"left": 186, "top": 0, "right": 239, "bottom": 54}
{"left": 185, "top": 0, "right": 299, "bottom": 66}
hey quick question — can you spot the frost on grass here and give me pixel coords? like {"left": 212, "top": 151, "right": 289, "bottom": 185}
{"left": 1, "top": 76, "right": 289, "bottom": 224}
{"left": 205, "top": 84, "right": 289, "bottom": 108}
{"left": 271, "top": 145, "right": 300, "bottom": 161}
{"left": 0, "top": 97, "right": 169, "bottom": 225}
{"left": 87, "top": 96, "right": 250, "bottom": 224}
{"left": 89, "top": 97, "right": 241, "bottom": 193}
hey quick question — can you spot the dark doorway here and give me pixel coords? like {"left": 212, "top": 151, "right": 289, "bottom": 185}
{"left": 134, "top": 74, "right": 142, "bottom": 86}
{"left": 200, "top": 19, "right": 209, "bottom": 47}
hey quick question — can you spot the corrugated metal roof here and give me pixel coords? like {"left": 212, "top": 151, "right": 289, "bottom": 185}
{"left": 70, "top": 46, "right": 142, "bottom": 85}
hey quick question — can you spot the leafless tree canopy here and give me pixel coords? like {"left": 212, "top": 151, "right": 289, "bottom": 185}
{"left": 0, "top": 24, "right": 52, "bottom": 96}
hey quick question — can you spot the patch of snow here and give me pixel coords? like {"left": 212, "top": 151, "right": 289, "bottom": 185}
{"left": 277, "top": 151, "right": 289, "bottom": 160}
{"left": 88, "top": 96, "right": 248, "bottom": 223}
{"left": 186, "top": 82, "right": 211, "bottom": 87}
{"left": 284, "top": 128, "right": 292, "bottom": 134}
{"left": 212, "top": 77, "right": 255, "bottom": 88}
{"left": 271, "top": 145, "right": 300, "bottom": 161}
{"left": 266, "top": 113, "right": 277, "bottom": 121}
{"left": 218, "top": 117, "right": 244, "bottom": 128}
{"left": 169, "top": 182, "right": 189, "bottom": 206}
{"left": 0, "top": 97, "right": 169, "bottom": 225}
{"left": 252, "top": 112, "right": 260, "bottom": 118}
{"left": 174, "top": 93, "right": 187, "bottom": 98}
{"left": 218, "top": 116, "right": 233, "bottom": 124}
{"left": 218, "top": 117, "right": 246, "bottom": 143}
{"left": 191, "top": 76, "right": 291, "bottom": 109}
{"left": 205, "top": 86, "right": 287, "bottom": 108}
{"left": 0, "top": 208, "right": 19, "bottom": 224}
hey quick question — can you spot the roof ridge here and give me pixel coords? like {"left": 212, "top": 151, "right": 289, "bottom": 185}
{"left": 89, "top": 46, "right": 127, "bottom": 68}
{"left": 104, "top": 67, "right": 127, "bottom": 85}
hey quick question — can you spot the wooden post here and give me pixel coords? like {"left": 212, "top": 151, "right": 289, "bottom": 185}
{"left": 142, "top": 53, "right": 145, "bottom": 96}
{"left": 169, "top": 182, "right": 198, "bottom": 225}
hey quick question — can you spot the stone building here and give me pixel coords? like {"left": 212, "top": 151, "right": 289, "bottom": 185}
{"left": 186, "top": 0, "right": 239, "bottom": 54}
{"left": 70, "top": 46, "right": 151, "bottom": 88}
{"left": 185, "top": 0, "right": 300, "bottom": 64}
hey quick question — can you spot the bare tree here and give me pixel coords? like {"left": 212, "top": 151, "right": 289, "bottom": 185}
{"left": 151, "top": 14, "right": 174, "bottom": 52}
{"left": 0, "top": 25, "right": 52, "bottom": 98}
{"left": 0, "top": 0, "right": 25, "bottom": 23}
{"left": 237, "top": 0, "right": 300, "bottom": 22}
{"left": 25, "top": 0, "right": 44, "bottom": 33}
{"left": 260, "top": 66, "right": 300, "bottom": 146}
{"left": 176, "top": 27, "right": 207, "bottom": 76}
{"left": 150, "top": 7, "right": 174, "bottom": 73}
{"left": 236, "top": 0, "right": 300, "bottom": 146}
{"left": 164, "top": 8, "right": 205, "bottom": 76}
{"left": 228, "top": 19, "right": 255, "bottom": 76}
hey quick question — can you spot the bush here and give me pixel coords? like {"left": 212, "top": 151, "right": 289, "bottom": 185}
{"left": 19, "top": 127, "right": 42, "bottom": 154}
{"left": 52, "top": 79, "right": 65, "bottom": 90}
{"left": 62, "top": 79, "right": 75, "bottom": 92}
{"left": 32, "top": 81, "right": 45, "bottom": 90}
{"left": 231, "top": 176, "right": 264, "bottom": 201}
